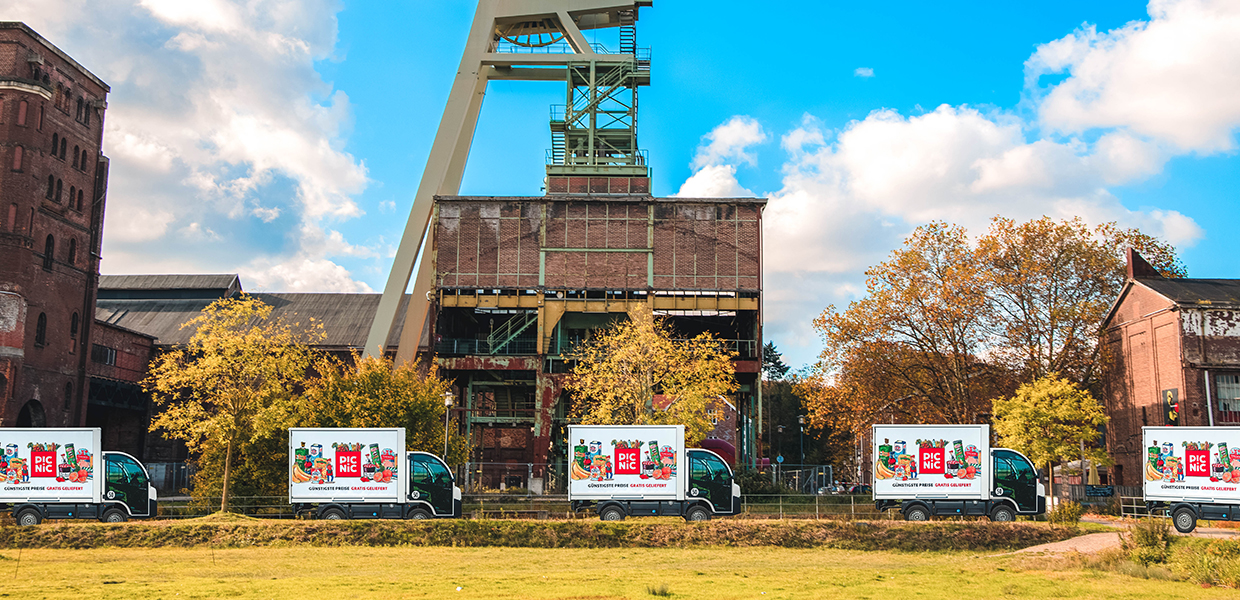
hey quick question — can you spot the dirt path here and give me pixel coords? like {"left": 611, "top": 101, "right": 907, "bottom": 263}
{"left": 1014, "top": 532, "right": 1122, "bottom": 555}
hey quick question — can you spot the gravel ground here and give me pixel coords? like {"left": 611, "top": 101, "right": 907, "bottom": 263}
{"left": 1015, "top": 531, "right": 1122, "bottom": 554}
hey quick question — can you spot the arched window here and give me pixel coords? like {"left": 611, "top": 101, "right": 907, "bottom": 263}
{"left": 51, "top": 132, "right": 58, "bottom": 154}
{"left": 72, "top": 146, "right": 78, "bottom": 168}
{"left": 83, "top": 102, "right": 91, "bottom": 126}
{"left": 80, "top": 148, "right": 88, "bottom": 170}
{"left": 77, "top": 189, "right": 85, "bottom": 211}
{"left": 59, "top": 138, "right": 66, "bottom": 159}
{"left": 55, "top": 178, "right": 62, "bottom": 202}
{"left": 11, "top": 145, "right": 21, "bottom": 171}
{"left": 69, "top": 186, "right": 75, "bottom": 204}
{"left": 35, "top": 312, "right": 47, "bottom": 345}
{"left": 16, "top": 400, "right": 45, "bottom": 427}
{"left": 75, "top": 98, "right": 83, "bottom": 121}
{"left": 46, "top": 174, "right": 54, "bottom": 199}
{"left": 43, "top": 235, "right": 54, "bottom": 270}
{"left": 63, "top": 382, "right": 73, "bottom": 410}
{"left": 68, "top": 238, "right": 77, "bottom": 265}
{"left": 70, "top": 311, "right": 79, "bottom": 354}
{"left": 16, "top": 100, "right": 27, "bottom": 126}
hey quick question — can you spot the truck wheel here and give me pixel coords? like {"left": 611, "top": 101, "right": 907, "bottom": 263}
{"left": 904, "top": 505, "right": 930, "bottom": 522}
{"left": 1173, "top": 507, "right": 1197, "bottom": 533}
{"left": 16, "top": 509, "right": 42, "bottom": 527}
{"left": 320, "top": 508, "right": 346, "bottom": 521}
{"left": 989, "top": 505, "right": 1016, "bottom": 523}
{"left": 599, "top": 506, "right": 626, "bottom": 521}
{"left": 102, "top": 509, "right": 128, "bottom": 523}
{"left": 408, "top": 509, "right": 431, "bottom": 520}
{"left": 685, "top": 506, "right": 711, "bottom": 522}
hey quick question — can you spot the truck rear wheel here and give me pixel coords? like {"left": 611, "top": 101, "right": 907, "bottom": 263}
{"left": 320, "top": 508, "right": 346, "bottom": 521}
{"left": 685, "top": 506, "right": 711, "bottom": 522}
{"left": 1173, "top": 507, "right": 1197, "bottom": 533}
{"left": 989, "top": 505, "right": 1016, "bottom": 523}
{"left": 903, "top": 505, "right": 930, "bottom": 522}
{"left": 16, "top": 508, "right": 42, "bottom": 527}
{"left": 599, "top": 506, "right": 626, "bottom": 521}
{"left": 102, "top": 509, "right": 128, "bottom": 523}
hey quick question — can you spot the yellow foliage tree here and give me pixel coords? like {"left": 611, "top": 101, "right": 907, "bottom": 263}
{"left": 145, "top": 295, "right": 321, "bottom": 512}
{"left": 567, "top": 304, "right": 737, "bottom": 442}
{"left": 297, "top": 354, "right": 470, "bottom": 466}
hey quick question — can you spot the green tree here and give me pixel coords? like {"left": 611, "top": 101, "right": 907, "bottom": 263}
{"left": 762, "top": 342, "right": 791, "bottom": 380}
{"left": 146, "top": 295, "right": 321, "bottom": 511}
{"left": 567, "top": 304, "right": 737, "bottom": 442}
{"left": 992, "top": 375, "right": 1109, "bottom": 497}
{"left": 298, "top": 354, "right": 470, "bottom": 465}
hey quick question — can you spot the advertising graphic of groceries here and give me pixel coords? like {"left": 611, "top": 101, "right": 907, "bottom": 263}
{"left": 874, "top": 438, "right": 980, "bottom": 481}
{"left": 291, "top": 441, "right": 399, "bottom": 485}
{"left": 0, "top": 441, "right": 93, "bottom": 485}
{"left": 1145, "top": 439, "right": 1240, "bottom": 484}
{"left": 571, "top": 439, "right": 678, "bottom": 481}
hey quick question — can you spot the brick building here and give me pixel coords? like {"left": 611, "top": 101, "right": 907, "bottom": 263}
{"left": 432, "top": 195, "right": 764, "bottom": 491}
{"left": 1101, "top": 250, "right": 1240, "bottom": 485}
{"left": 0, "top": 22, "right": 109, "bottom": 429}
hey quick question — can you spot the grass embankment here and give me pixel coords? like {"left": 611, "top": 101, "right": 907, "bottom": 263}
{"left": 0, "top": 517, "right": 1079, "bottom": 551}
{"left": 0, "top": 546, "right": 1234, "bottom": 600}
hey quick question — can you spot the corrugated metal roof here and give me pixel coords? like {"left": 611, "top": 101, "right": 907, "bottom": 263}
{"left": 1139, "top": 278, "right": 1240, "bottom": 306}
{"left": 95, "top": 293, "right": 409, "bottom": 349}
{"left": 100, "top": 274, "right": 242, "bottom": 292}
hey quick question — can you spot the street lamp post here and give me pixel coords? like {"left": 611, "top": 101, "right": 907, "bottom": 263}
{"left": 798, "top": 415, "right": 806, "bottom": 467}
{"left": 443, "top": 390, "right": 455, "bottom": 458}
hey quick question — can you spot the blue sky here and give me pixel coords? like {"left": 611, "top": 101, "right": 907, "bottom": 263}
{"left": 11, "top": 0, "right": 1240, "bottom": 369}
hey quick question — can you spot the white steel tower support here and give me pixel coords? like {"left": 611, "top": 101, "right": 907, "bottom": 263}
{"left": 363, "top": 0, "right": 650, "bottom": 363}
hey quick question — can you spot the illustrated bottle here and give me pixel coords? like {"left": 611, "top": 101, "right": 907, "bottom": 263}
{"left": 63, "top": 443, "right": 79, "bottom": 470}
{"left": 295, "top": 442, "right": 309, "bottom": 468}
{"left": 648, "top": 441, "right": 660, "bottom": 469}
{"left": 369, "top": 444, "right": 382, "bottom": 470}
{"left": 952, "top": 440, "right": 966, "bottom": 464}
{"left": 1218, "top": 443, "right": 1232, "bottom": 469}
{"left": 575, "top": 439, "right": 588, "bottom": 469}
{"left": 878, "top": 439, "right": 892, "bottom": 469}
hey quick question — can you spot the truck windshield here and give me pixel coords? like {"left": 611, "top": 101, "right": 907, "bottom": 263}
{"left": 411, "top": 455, "right": 453, "bottom": 484}
{"left": 700, "top": 453, "right": 732, "bottom": 478}
{"left": 994, "top": 449, "right": 1037, "bottom": 482}
{"left": 106, "top": 455, "right": 147, "bottom": 485}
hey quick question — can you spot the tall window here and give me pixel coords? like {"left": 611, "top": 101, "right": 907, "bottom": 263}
{"left": 1218, "top": 374, "right": 1240, "bottom": 413}
{"left": 35, "top": 312, "right": 47, "bottom": 346}
{"left": 10, "top": 145, "right": 21, "bottom": 171}
{"left": 43, "top": 235, "right": 54, "bottom": 270}
{"left": 72, "top": 146, "right": 78, "bottom": 168}
{"left": 16, "top": 100, "right": 27, "bottom": 126}
{"left": 83, "top": 102, "right": 90, "bottom": 126}
{"left": 70, "top": 311, "right": 79, "bottom": 354}
{"left": 77, "top": 189, "right": 85, "bottom": 211}
{"left": 46, "top": 174, "right": 54, "bottom": 199}
{"left": 52, "top": 132, "right": 58, "bottom": 155}
{"left": 68, "top": 238, "right": 77, "bottom": 265}
{"left": 55, "top": 179, "right": 62, "bottom": 202}
{"left": 69, "top": 186, "right": 75, "bottom": 205}
{"left": 75, "top": 98, "right": 83, "bottom": 121}
{"left": 59, "top": 138, "right": 66, "bottom": 159}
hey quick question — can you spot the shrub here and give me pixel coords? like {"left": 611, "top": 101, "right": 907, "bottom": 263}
{"left": 1119, "top": 518, "right": 1171, "bottom": 566}
{"left": 734, "top": 469, "right": 786, "bottom": 496}
{"left": 1047, "top": 501, "right": 1084, "bottom": 525}
{"left": 1172, "top": 539, "right": 1240, "bottom": 588}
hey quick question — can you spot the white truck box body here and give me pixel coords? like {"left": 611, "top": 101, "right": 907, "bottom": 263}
{"left": 568, "top": 425, "right": 686, "bottom": 502}
{"left": 0, "top": 428, "right": 102, "bottom": 503}
{"left": 1143, "top": 427, "right": 1240, "bottom": 504}
{"left": 289, "top": 428, "right": 405, "bottom": 504}
{"left": 872, "top": 424, "right": 991, "bottom": 501}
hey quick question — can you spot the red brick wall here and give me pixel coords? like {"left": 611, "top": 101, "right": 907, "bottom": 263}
{"left": 0, "top": 24, "right": 108, "bottom": 427}
{"left": 86, "top": 322, "right": 154, "bottom": 384}
{"left": 435, "top": 198, "right": 763, "bottom": 292}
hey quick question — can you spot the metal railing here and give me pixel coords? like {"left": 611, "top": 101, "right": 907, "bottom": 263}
{"left": 435, "top": 337, "right": 537, "bottom": 356}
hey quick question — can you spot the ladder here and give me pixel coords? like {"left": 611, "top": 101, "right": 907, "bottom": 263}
{"left": 619, "top": 10, "right": 636, "bottom": 56}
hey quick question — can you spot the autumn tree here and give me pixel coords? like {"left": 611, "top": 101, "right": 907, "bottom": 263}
{"left": 297, "top": 354, "right": 469, "bottom": 465}
{"left": 800, "top": 222, "right": 1004, "bottom": 436}
{"left": 567, "top": 304, "right": 737, "bottom": 442}
{"left": 992, "top": 375, "right": 1109, "bottom": 497}
{"left": 979, "top": 216, "right": 1185, "bottom": 385}
{"left": 146, "top": 295, "right": 321, "bottom": 511}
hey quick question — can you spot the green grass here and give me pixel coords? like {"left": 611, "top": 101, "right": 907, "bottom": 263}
{"left": 0, "top": 546, "right": 1234, "bottom": 599}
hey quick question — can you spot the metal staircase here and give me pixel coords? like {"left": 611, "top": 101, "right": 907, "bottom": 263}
{"left": 487, "top": 311, "right": 538, "bottom": 355}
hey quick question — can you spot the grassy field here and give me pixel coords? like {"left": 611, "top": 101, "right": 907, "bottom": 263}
{"left": 0, "top": 546, "right": 1233, "bottom": 600}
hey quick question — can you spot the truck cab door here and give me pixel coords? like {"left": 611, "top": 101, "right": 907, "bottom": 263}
{"left": 408, "top": 453, "right": 454, "bottom": 516}
{"left": 687, "top": 450, "right": 734, "bottom": 514}
{"left": 104, "top": 453, "right": 151, "bottom": 516}
{"left": 992, "top": 449, "right": 1039, "bottom": 514}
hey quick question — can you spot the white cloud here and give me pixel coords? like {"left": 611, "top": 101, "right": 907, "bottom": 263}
{"left": 241, "top": 256, "right": 374, "bottom": 293}
{"left": 674, "top": 165, "right": 755, "bottom": 198}
{"left": 854, "top": 67, "right": 875, "bottom": 78}
{"left": 1029, "top": 0, "right": 1240, "bottom": 152}
{"left": 691, "top": 116, "right": 767, "bottom": 170}
{"left": 8, "top": 0, "right": 371, "bottom": 291}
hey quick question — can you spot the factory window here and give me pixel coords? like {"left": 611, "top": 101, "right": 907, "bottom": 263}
{"left": 43, "top": 235, "right": 54, "bottom": 270}
{"left": 11, "top": 145, "right": 22, "bottom": 171}
{"left": 80, "top": 148, "right": 89, "bottom": 170}
{"left": 35, "top": 313, "right": 47, "bottom": 346}
{"left": 70, "top": 311, "right": 79, "bottom": 351}
{"left": 51, "top": 132, "right": 58, "bottom": 155}
{"left": 16, "top": 100, "right": 27, "bottom": 126}
{"left": 69, "top": 186, "right": 76, "bottom": 206}
{"left": 83, "top": 102, "right": 91, "bottom": 126}
{"left": 59, "top": 138, "right": 67, "bottom": 160}
{"left": 46, "top": 174, "right": 55, "bottom": 199}
{"left": 75, "top": 97, "right": 83, "bottom": 122}
{"left": 7, "top": 204, "right": 15, "bottom": 232}
{"left": 1217, "top": 374, "right": 1240, "bottom": 422}
{"left": 77, "top": 189, "right": 85, "bottom": 211}
{"left": 55, "top": 178, "right": 62, "bottom": 202}
{"left": 72, "top": 146, "right": 78, "bottom": 168}
{"left": 68, "top": 238, "right": 77, "bottom": 265}
{"left": 91, "top": 344, "right": 117, "bottom": 366}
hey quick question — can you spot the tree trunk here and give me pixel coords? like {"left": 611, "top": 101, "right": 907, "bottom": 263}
{"left": 221, "top": 435, "right": 233, "bottom": 513}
